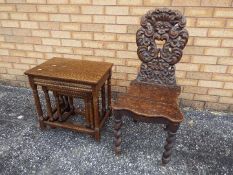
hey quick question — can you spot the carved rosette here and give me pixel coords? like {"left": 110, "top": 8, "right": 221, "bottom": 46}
{"left": 136, "top": 8, "right": 189, "bottom": 85}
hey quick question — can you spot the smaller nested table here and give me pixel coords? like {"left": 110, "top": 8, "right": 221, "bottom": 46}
{"left": 25, "top": 57, "right": 113, "bottom": 141}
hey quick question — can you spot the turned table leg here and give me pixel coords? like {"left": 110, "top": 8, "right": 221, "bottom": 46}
{"left": 101, "top": 83, "right": 106, "bottom": 116}
{"left": 63, "top": 96, "right": 70, "bottom": 112}
{"left": 162, "top": 123, "right": 180, "bottom": 165}
{"left": 114, "top": 111, "right": 122, "bottom": 155}
{"left": 84, "top": 97, "right": 91, "bottom": 128}
{"left": 54, "top": 92, "right": 62, "bottom": 122}
{"left": 29, "top": 78, "right": 46, "bottom": 129}
{"left": 42, "top": 86, "right": 54, "bottom": 122}
{"left": 68, "top": 96, "right": 74, "bottom": 114}
{"left": 88, "top": 99, "right": 94, "bottom": 129}
{"left": 107, "top": 71, "right": 112, "bottom": 113}
{"left": 92, "top": 87, "right": 100, "bottom": 141}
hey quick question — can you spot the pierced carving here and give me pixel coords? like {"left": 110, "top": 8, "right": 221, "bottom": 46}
{"left": 136, "top": 8, "right": 189, "bottom": 85}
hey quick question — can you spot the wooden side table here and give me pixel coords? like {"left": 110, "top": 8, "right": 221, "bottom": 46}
{"left": 25, "top": 57, "right": 113, "bottom": 141}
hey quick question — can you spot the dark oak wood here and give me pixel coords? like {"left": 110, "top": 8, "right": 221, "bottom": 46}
{"left": 112, "top": 8, "right": 189, "bottom": 165}
{"left": 25, "top": 57, "right": 113, "bottom": 85}
{"left": 114, "top": 110, "right": 122, "bottom": 155}
{"left": 162, "top": 124, "right": 180, "bottom": 164}
{"left": 101, "top": 83, "right": 106, "bottom": 116}
{"left": 29, "top": 77, "right": 47, "bottom": 128}
{"left": 42, "top": 86, "right": 54, "bottom": 122}
{"left": 25, "top": 57, "right": 113, "bottom": 141}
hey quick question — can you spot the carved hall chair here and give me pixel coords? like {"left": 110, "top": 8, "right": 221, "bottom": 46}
{"left": 112, "top": 8, "right": 189, "bottom": 165}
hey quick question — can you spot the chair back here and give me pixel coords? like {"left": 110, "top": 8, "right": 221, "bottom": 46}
{"left": 136, "top": 8, "right": 189, "bottom": 86}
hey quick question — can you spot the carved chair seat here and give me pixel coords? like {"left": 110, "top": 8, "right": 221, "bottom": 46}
{"left": 113, "top": 81, "right": 183, "bottom": 123}
{"left": 112, "top": 8, "right": 189, "bottom": 165}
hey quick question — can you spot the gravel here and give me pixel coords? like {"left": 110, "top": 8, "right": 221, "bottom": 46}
{"left": 0, "top": 84, "right": 232, "bottom": 175}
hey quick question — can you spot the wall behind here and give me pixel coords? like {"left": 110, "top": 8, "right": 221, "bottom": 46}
{"left": 0, "top": 0, "right": 233, "bottom": 111}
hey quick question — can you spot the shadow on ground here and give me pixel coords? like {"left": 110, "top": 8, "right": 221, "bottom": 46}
{"left": 0, "top": 85, "right": 232, "bottom": 175}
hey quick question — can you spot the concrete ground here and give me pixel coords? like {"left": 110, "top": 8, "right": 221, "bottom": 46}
{"left": 0, "top": 84, "right": 232, "bottom": 175}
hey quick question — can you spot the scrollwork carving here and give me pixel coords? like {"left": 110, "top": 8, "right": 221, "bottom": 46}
{"left": 136, "top": 8, "right": 189, "bottom": 85}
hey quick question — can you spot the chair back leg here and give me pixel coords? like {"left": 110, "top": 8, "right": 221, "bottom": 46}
{"left": 114, "top": 111, "right": 122, "bottom": 155}
{"left": 162, "top": 123, "right": 180, "bottom": 165}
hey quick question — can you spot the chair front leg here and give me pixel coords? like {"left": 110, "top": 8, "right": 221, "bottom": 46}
{"left": 114, "top": 111, "right": 122, "bottom": 155}
{"left": 162, "top": 123, "right": 180, "bottom": 165}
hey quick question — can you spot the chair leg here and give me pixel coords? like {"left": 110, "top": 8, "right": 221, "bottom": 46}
{"left": 162, "top": 123, "right": 180, "bottom": 165}
{"left": 114, "top": 111, "right": 122, "bottom": 155}
{"left": 163, "top": 124, "right": 169, "bottom": 131}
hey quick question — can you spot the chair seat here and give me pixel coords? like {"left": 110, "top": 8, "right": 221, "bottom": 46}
{"left": 112, "top": 81, "right": 183, "bottom": 123}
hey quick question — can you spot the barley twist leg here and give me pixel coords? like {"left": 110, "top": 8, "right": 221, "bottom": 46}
{"left": 162, "top": 124, "right": 180, "bottom": 165}
{"left": 114, "top": 111, "right": 122, "bottom": 155}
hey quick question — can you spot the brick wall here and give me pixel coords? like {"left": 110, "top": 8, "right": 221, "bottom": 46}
{"left": 0, "top": 0, "right": 233, "bottom": 111}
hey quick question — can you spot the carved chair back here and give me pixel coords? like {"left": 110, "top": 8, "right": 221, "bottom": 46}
{"left": 136, "top": 8, "right": 189, "bottom": 86}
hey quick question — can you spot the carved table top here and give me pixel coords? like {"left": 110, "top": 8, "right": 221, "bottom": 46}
{"left": 25, "top": 57, "right": 113, "bottom": 85}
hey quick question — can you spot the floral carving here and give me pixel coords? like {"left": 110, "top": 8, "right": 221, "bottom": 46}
{"left": 136, "top": 8, "right": 189, "bottom": 85}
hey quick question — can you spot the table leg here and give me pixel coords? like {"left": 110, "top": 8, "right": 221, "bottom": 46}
{"left": 63, "top": 96, "right": 70, "bottom": 112}
{"left": 101, "top": 83, "right": 106, "bottom": 117}
{"left": 84, "top": 97, "right": 90, "bottom": 128}
{"left": 54, "top": 92, "right": 62, "bottom": 122}
{"left": 107, "top": 71, "right": 112, "bottom": 112}
{"left": 29, "top": 78, "right": 46, "bottom": 129}
{"left": 88, "top": 99, "right": 94, "bottom": 129}
{"left": 42, "top": 86, "right": 54, "bottom": 122}
{"left": 92, "top": 87, "right": 100, "bottom": 141}
{"left": 68, "top": 96, "right": 74, "bottom": 114}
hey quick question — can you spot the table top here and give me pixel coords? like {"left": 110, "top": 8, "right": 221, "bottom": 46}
{"left": 25, "top": 57, "right": 113, "bottom": 84}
